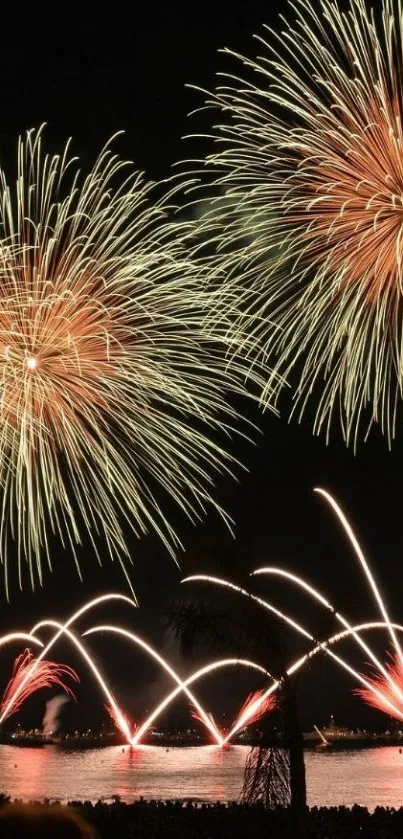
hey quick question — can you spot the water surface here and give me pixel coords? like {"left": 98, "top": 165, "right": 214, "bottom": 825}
{"left": 1, "top": 744, "right": 403, "bottom": 809}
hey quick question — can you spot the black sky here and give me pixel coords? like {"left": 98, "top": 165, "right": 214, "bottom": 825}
{"left": 0, "top": 0, "right": 401, "bottom": 733}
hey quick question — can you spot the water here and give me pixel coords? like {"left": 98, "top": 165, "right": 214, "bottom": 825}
{"left": 0, "top": 744, "right": 403, "bottom": 809}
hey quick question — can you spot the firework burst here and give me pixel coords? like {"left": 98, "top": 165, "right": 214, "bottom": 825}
{"left": 233, "top": 690, "right": 276, "bottom": 731}
{"left": 186, "top": 0, "right": 403, "bottom": 445}
{"left": 0, "top": 126, "right": 264, "bottom": 593}
{"left": 182, "top": 489, "right": 403, "bottom": 740}
{"left": 1, "top": 556, "right": 402, "bottom": 744}
{"left": 356, "top": 653, "right": 403, "bottom": 720}
{"left": 1, "top": 648, "right": 78, "bottom": 721}
{"left": 105, "top": 703, "right": 137, "bottom": 740}
{"left": 191, "top": 707, "right": 220, "bottom": 741}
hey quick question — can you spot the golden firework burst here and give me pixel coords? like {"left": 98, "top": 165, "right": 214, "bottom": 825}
{"left": 185, "top": 0, "right": 403, "bottom": 445}
{"left": 0, "top": 127, "right": 265, "bottom": 594}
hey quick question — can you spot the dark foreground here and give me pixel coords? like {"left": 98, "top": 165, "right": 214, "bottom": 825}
{"left": 2, "top": 798, "right": 403, "bottom": 838}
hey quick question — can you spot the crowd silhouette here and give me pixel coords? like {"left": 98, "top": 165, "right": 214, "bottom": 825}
{"left": 1, "top": 797, "right": 403, "bottom": 838}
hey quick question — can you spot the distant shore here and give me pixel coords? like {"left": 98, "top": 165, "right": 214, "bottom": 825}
{"left": 1, "top": 731, "right": 402, "bottom": 751}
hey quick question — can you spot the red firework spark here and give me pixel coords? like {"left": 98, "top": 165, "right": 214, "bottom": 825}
{"left": 105, "top": 703, "right": 136, "bottom": 740}
{"left": 356, "top": 653, "right": 403, "bottom": 720}
{"left": 1, "top": 648, "right": 79, "bottom": 721}
{"left": 233, "top": 690, "right": 277, "bottom": 731}
{"left": 191, "top": 707, "right": 220, "bottom": 740}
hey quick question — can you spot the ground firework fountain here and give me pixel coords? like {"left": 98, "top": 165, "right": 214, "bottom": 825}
{"left": 0, "top": 497, "right": 401, "bottom": 746}
{"left": 183, "top": 488, "right": 403, "bottom": 738}
{"left": 1, "top": 649, "right": 78, "bottom": 722}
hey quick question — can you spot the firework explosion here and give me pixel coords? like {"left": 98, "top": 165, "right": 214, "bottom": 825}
{"left": 233, "top": 690, "right": 276, "bottom": 731}
{"left": 1, "top": 648, "right": 78, "bottom": 721}
{"left": 0, "top": 127, "right": 265, "bottom": 594}
{"left": 191, "top": 707, "right": 220, "bottom": 739}
{"left": 82, "top": 624, "right": 226, "bottom": 745}
{"left": 183, "top": 489, "right": 403, "bottom": 741}
{"left": 130, "top": 658, "right": 271, "bottom": 746}
{"left": 187, "top": 0, "right": 403, "bottom": 445}
{"left": 2, "top": 529, "right": 401, "bottom": 746}
{"left": 0, "top": 594, "right": 137, "bottom": 741}
{"left": 0, "top": 596, "right": 274, "bottom": 746}
{"left": 105, "top": 703, "right": 137, "bottom": 740}
{"left": 356, "top": 653, "right": 403, "bottom": 720}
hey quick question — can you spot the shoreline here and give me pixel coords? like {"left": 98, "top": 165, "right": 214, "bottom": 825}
{"left": 1, "top": 735, "right": 403, "bottom": 751}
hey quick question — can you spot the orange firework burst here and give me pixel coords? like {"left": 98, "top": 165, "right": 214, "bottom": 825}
{"left": 1, "top": 648, "right": 78, "bottom": 721}
{"left": 0, "top": 127, "right": 265, "bottom": 594}
{"left": 356, "top": 653, "right": 403, "bottom": 721}
{"left": 186, "top": 0, "right": 403, "bottom": 445}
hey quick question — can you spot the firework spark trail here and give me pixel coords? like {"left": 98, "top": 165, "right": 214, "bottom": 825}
{"left": 252, "top": 566, "right": 403, "bottom": 703}
{"left": 29, "top": 620, "right": 132, "bottom": 743}
{"left": 0, "top": 602, "right": 271, "bottom": 745}
{"left": 0, "top": 127, "right": 266, "bottom": 594}
{"left": 232, "top": 690, "right": 276, "bottom": 731}
{"left": 1, "top": 620, "right": 400, "bottom": 742}
{"left": 82, "top": 624, "right": 226, "bottom": 746}
{"left": 184, "top": 488, "right": 403, "bottom": 732}
{"left": 0, "top": 622, "right": 271, "bottom": 744}
{"left": 182, "top": 576, "right": 403, "bottom": 734}
{"left": 191, "top": 708, "right": 218, "bottom": 734}
{"left": 183, "top": 0, "right": 403, "bottom": 445}
{"left": 314, "top": 487, "right": 403, "bottom": 667}
{"left": 355, "top": 653, "right": 403, "bottom": 719}
{"left": 1, "top": 649, "right": 78, "bottom": 721}
{"left": 226, "top": 621, "right": 403, "bottom": 742}
{"left": 131, "top": 658, "right": 271, "bottom": 745}
{"left": 182, "top": 575, "right": 316, "bottom": 641}
{"left": 2, "top": 493, "right": 400, "bottom": 742}
{"left": 0, "top": 633, "right": 43, "bottom": 650}
{"left": 0, "top": 594, "right": 136, "bottom": 728}
{"left": 105, "top": 703, "right": 137, "bottom": 740}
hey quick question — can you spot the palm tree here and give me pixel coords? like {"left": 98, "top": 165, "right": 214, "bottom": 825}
{"left": 167, "top": 577, "right": 307, "bottom": 831}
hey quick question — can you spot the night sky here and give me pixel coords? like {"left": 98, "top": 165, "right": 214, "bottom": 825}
{"left": 0, "top": 0, "right": 401, "bottom": 736}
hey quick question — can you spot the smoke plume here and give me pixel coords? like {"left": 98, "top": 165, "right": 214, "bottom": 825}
{"left": 42, "top": 694, "right": 70, "bottom": 736}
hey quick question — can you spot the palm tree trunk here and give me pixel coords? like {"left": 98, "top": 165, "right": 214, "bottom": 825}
{"left": 281, "top": 677, "right": 306, "bottom": 834}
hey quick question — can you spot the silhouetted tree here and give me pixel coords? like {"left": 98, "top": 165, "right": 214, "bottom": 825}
{"left": 167, "top": 582, "right": 307, "bottom": 832}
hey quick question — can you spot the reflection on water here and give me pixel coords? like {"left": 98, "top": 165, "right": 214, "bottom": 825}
{"left": 1, "top": 744, "right": 403, "bottom": 809}
{"left": 306, "top": 746, "right": 403, "bottom": 809}
{"left": 0, "top": 744, "right": 246, "bottom": 804}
